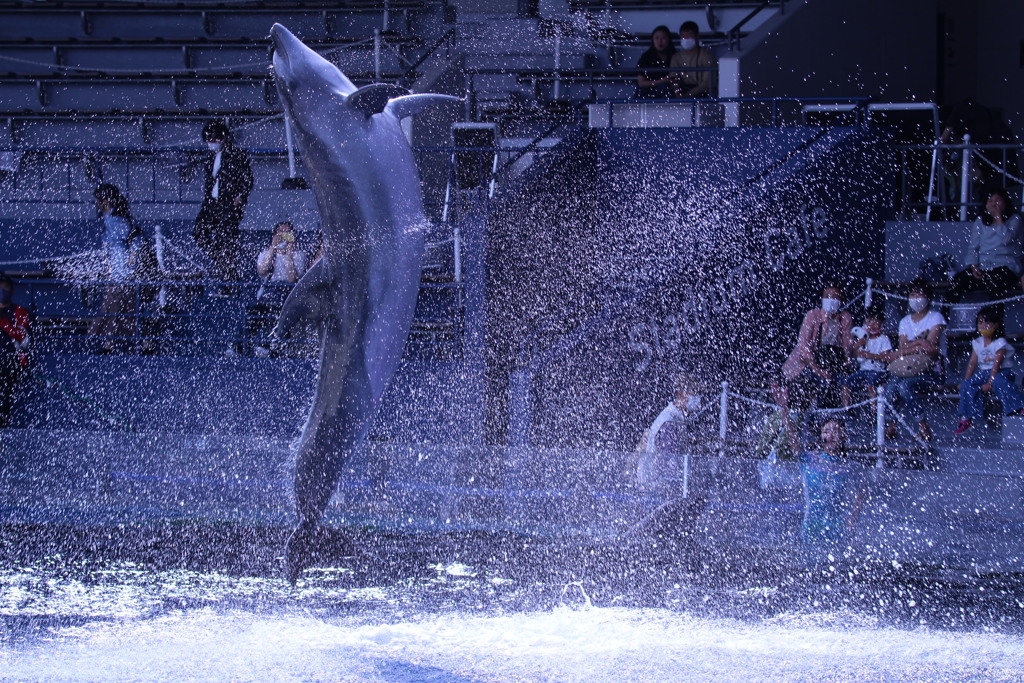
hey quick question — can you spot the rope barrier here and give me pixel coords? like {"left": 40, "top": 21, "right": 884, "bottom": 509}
{"left": 869, "top": 287, "right": 1024, "bottom": 309}
{"left": 726, "top": 390, "right": 877, "bottom": 415}
{"left": 0, "top": 249, "right": 102, "bottom": 268}
{"left": 971, "top": 149, "right": 1024, "bottom": 186}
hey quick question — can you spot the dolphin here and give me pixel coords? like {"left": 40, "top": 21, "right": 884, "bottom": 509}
{"left": 269, "top": 23, "right": 460, "bottom": 583}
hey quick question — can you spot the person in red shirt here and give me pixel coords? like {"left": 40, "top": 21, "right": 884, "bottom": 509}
{"left": 0, "top": 275, "right": 30, "bottom": 427}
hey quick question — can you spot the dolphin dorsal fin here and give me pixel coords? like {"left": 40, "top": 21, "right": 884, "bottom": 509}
{"left": 384, "top": 93, "right": 463, "bottom": 120}
{"left": 347, "top": 84, "right": 410, "bottom": 118}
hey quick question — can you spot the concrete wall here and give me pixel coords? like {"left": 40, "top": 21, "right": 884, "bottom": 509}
{"left": 740, "top": 0, "right": 939, "bottom": 102}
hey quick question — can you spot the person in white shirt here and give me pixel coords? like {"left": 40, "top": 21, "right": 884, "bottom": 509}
{"left": 884, "top": 280, "right": 946, "bottom": 442}
{"left": 246, "top": 221, "right": 307, "bottom": 357}
{"left": 954, "top": 305, "right": 1024, "bottom": 434}
{"left": 257, "top": 221, "right": 307, "bottom": 283}
{"left": 636, "top": 373, "right": 711, "bottom": 490}
{"left": 841, "top": 306, "right": 893, "bottom": 408}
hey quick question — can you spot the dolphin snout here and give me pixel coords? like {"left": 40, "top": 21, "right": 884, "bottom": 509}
{"left": 270, "top": 23, "right": 298, "bottom": 68}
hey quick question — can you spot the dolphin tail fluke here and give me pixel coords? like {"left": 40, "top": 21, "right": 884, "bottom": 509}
{"left": 384, "top": 93, "right": 463, "bottom": 120}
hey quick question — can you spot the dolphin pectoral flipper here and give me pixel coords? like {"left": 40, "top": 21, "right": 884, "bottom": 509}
{"left": 348, "top": 84, "right": 410, "bottom": 117}
{"left": 384, "top": 94, "right": 462, "bottom": 120}
{"left": 274, "top": 257, "right": 331, "bottom": 338}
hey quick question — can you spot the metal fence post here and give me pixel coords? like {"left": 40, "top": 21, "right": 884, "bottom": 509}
{"left": 925, "top": 139, "right": 938, "bottom": 220}
{"left": 718, "top": 380, "right": 728, "bottom": 456}
{"left": 876, "top": 386, "right": 886, "bottom": 464}
{"left": 960, "top": 133, "right": 972, "bottom": 221}
{"left": 374, "top": 29, "right": 382, "bottom": 81}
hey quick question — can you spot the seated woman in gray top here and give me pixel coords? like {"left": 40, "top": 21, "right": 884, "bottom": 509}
{"left": 946, "top": 188, "right": 1023, "bottom": 303}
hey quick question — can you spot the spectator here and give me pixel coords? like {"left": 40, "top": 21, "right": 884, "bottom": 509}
{"left": 841, "top": 305, "right": 892, "bottom": 408}
{"left": 633, "top": 25, "right": 676, "bottom": 100}
{"left": 776, "top": 406, "right": 865, "bottom": 549}
{"left": 954, "top": 306, "right": 1024, "bottom": 435}
{"left": 946, "top": 188, "right": 1023, "bottom": 304}
{"left": 0, "top": 275, "right": 30, "bottom": 427}
{"left": 247, "top": 221, "right": 307, "bottom": 357}
{"left": 192, "top": 120, "right": 253, "bottom": 296}
{"left": 884, "top": 280, "right": 946, "bottom": 442}
{"left": 669, "top": 21, "right": 717, "bottom": 98}
{"left": 636, "top": 373, "right": 709, "bottom": 490}
{"left": 257, "top": 221, "right": 307, "bottom": 284}
{"left": 776, "top": 284, "right": 854, "bottom": 412}
{"left": 88, "top": 184, "right": 157, "bottom": 354}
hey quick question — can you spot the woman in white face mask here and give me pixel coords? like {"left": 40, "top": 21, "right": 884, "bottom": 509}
{"left": 884, "top": 280, "right": 946, "bottom": 442}
{"left": 776, "top": 284, "right": 854, "bottom": 413}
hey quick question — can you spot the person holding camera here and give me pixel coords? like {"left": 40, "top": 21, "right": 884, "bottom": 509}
{"left": 257, "top": 220, "right": 306, "bottom": 284}
{"left": 245, "top": 221, "right": 307, "bottom": 356}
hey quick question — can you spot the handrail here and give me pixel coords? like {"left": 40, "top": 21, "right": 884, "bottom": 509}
{"left": 896, "top": 139, "right": 1024, "bottom": 220}
{"left": 726, "top": 0, "right": 784, "bottom": 51}
{"left": 400, "top": 26, "right": 455, "bottom": 87}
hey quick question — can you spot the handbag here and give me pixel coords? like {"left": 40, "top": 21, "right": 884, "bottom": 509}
{"left": 888, "top": 353, "right": 932, "bottom": 378}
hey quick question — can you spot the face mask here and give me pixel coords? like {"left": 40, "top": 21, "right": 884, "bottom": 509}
{"left": 0, "top": 289, "right": 10, "bottom": 305}
{"left": 686, "top": 395, "right": 702, "bottom": 411}
{"left": 909, "top": 297, "right": 928, "bottom": 313}
{"left": 821, "top": 298, "right": 840, "bottom": 314}
{"left": 979, "top": 327, "right": 997, "bottom": 338}
{"left": 679, "top": 38, "right": 697, "bottom": 50}
{"left": 207, "top": 142, "right": 222, "bottom": 152}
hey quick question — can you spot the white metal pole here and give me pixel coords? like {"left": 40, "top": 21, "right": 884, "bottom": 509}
{"left": 453, "top": 225, "right": 462, "bottom": 283}
{"left": 864, "top": 277, "right": 873, "bottom": 309}
{"left": 553, "top": 34, "right": 561, "bottom": 101}
{"left": 960, "top": 133, "right": 972, "bottom": 221}
{"left": 374, "top": 29, "right": 382, "bottom": 81}
{"left": 284, "top": 112, "right": 298, "bottom": 179}
{"left": 154, "top": 224, "right": 167, "bottom": 308}
{"left": 718, "top": 380, "right": 728, "bottom": 455}
{"left": 876, "top": 386, "right": 886, "bottom": 460}
{"left": 925, "top": 139, "right": 939, "bottom": 220}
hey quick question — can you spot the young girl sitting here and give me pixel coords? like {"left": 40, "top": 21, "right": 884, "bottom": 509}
{"left": 954, "top": 306, "right": 1024, "bottom": 435}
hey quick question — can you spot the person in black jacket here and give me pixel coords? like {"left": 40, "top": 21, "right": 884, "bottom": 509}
{"left": 633, "top": 25, "right": 676, "bottom": 99}
{"left": 192, "top": 120, "right": 253, "bottom": 295}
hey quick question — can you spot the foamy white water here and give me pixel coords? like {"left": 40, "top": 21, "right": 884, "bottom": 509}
{"left": 4, "top": 606, "right": 1024, "bottom": 682}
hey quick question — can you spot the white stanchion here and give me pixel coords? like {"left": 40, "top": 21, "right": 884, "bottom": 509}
{"left": 719, "top": 381, "right": 729, "bottom": 456}
{"left": 960, "top": 133, "right": 972, "bottom": 221}
{"left": 875, "top": 386, "right": 886, "bottom": 458}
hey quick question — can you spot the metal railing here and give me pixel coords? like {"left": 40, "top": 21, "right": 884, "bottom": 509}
{"left": 14, "top": 275, "right": 466, "bottom": 358}
{"left": 899, "top": 137, "right": 1024, "bottom": 220}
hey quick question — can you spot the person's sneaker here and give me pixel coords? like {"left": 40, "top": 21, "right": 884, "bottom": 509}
{"left": 223, "top": 345, "right": 240, "bottom": 358}
{"left": 953, "top": 420, "right": 972, "bottom": 435}
{"left": 253, "top": 346, "right": 271, "bottom": 358}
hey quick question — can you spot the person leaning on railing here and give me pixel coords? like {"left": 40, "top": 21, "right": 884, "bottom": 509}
{"left": 669, "top": 21, "right": 717, "bottom": 98}
{"left": 632, "top": 25, "right": 677, "bottom": 100}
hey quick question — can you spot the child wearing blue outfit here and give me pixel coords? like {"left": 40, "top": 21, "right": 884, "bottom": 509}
{"left": 954, "top": 306, "right": 1024, "bottom": 434}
